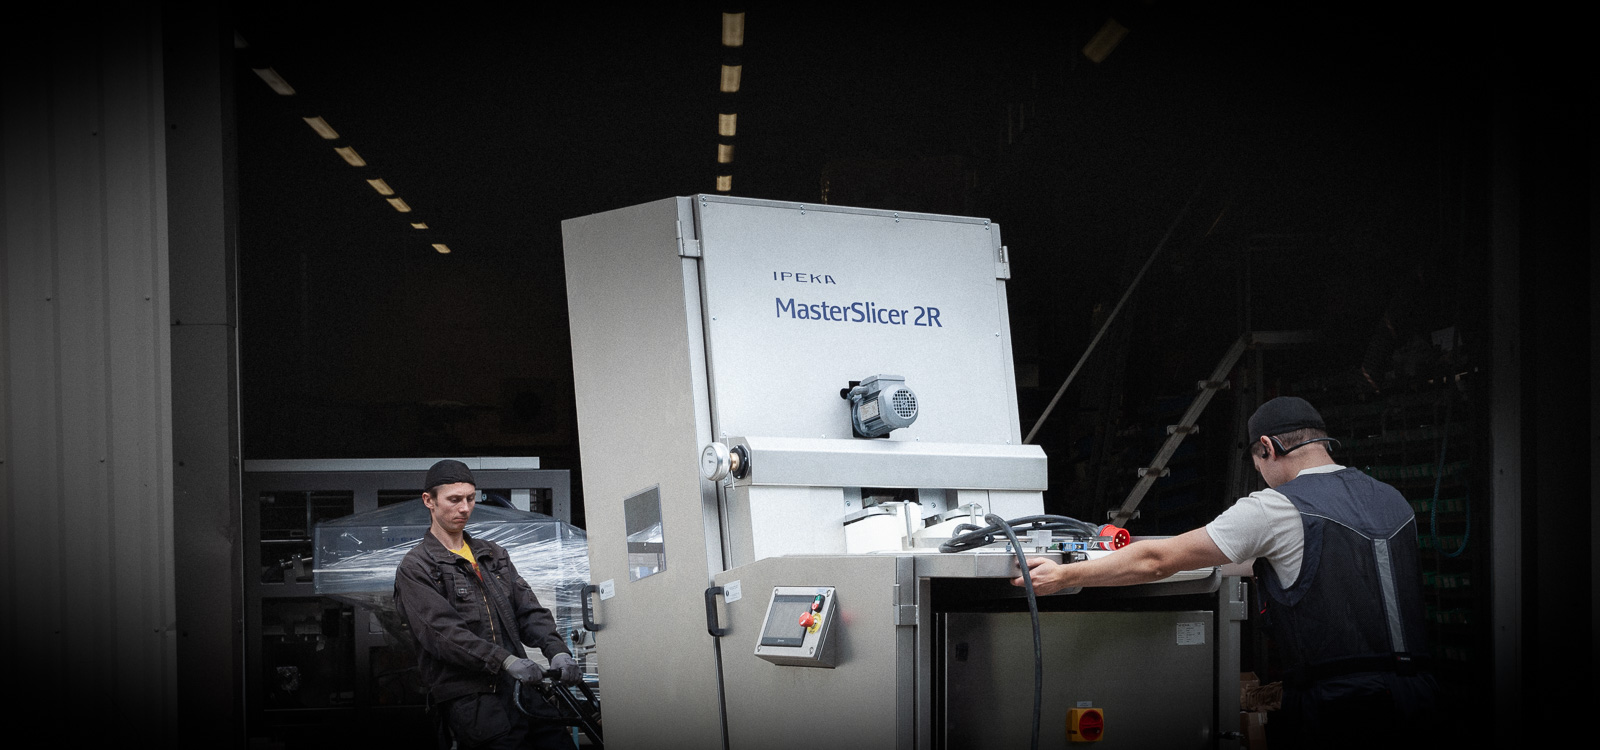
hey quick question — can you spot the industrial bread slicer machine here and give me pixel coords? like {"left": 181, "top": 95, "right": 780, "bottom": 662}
{"left": 562, "top": 195, "right": 1245, "bottom": 750}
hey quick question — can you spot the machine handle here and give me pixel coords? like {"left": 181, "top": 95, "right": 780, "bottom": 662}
{"left": 581, "top": 583, "right": 602, "bottom": 632}
{"left": 704, "top": 586, "right": 728, "bottom": 637}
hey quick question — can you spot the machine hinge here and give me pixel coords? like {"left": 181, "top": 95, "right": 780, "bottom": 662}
{"left": 994, "top": 244, "right": 1011, "bottom": 280}
{"left": 1226, "top": 579, "right": 1249, "bottom": 622}
{"left": 676, "top": 220, "right": 702, "bottom": 257}
{"left": 894, "top": 604, "right": 919, "bottom": 626}
{"left": 892, "top": 582, "right": 918, "bottom": 626}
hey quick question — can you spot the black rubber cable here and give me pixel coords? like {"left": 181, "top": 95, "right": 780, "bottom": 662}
{"left": 937, "top": 512, "right": 1103, "bottom": 749}
{"left": 984, "top": 513, "right": 1042, "bottom": 750}
{"left": 938, "top": 514, "right": 1098, "bottom": 553}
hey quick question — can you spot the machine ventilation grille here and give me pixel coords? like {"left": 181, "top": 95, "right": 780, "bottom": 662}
{"left": 892, "top": 390, "right": 918, "bottom": 418}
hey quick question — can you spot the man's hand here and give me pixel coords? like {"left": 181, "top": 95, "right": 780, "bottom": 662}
{"left": 1011, "top": 556, "right": 1075, "bottom": 595}
{"left": 550, "top": 653, "right": 582, "bottom": 686}
{"left": 504, "top": 656, "right": 541, "bottom": 684}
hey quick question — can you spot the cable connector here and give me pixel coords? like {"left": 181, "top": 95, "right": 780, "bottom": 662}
{"left": 1096, "top": 524, "right": 1131, "bottom": 550}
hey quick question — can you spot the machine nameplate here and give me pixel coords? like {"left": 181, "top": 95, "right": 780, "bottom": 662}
{"left": 774, "top": 297, "right": 946, "bottom": 328}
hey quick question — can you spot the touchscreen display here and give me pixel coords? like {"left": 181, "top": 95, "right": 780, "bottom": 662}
{"left": 759, "top": 594, "right": 814, "bottom": 647}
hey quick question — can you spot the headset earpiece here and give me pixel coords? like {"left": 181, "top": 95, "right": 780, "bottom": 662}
{"left": 1269, "top": 436, "right": 1289, "bottom": 457}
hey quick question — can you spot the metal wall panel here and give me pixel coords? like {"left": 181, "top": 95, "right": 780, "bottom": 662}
{"left": 162, "top": 9, "right": 242, "bottom": 744}
{"left": 1, "top": 6, "right": 177, "bottom": 740}
{"left": 1488, "top": 56, "right": 1524, "bottom": 741}
{"left": 1, "top": 31, "right": 64, "bottom": 722}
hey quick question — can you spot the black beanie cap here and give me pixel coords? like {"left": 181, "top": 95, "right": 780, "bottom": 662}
{"left": 424, "top": 459, "right": 476, "bottom": 493}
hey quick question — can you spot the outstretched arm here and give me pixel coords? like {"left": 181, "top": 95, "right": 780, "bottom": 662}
{"left": 1012, "top": 527, "right": 1232, "bottom": 595}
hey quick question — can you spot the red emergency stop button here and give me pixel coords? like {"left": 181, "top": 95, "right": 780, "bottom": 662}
{"left": 1067, "top": 707, "right": 1104, "bottom": 743}
{"left": 799, "top": 612, "right": 815, "bottom": 628}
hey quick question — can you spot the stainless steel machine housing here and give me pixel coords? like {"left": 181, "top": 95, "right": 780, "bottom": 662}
{"left": 562, "top": 195, "right": 1242, "bottom": 749}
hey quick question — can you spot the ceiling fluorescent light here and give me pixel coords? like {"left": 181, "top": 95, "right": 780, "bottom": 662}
{"left": 387, "top": 197, "right": 412, "bottom": 212}
{"left": 304, "top": 116, "right": 340, "bottom": 139}
{"left": 411, "top": 222, "right": 428, "bottom": 229}
{"left": 722, "top": 12, "right": 745, "bottom": 47}
{"left": 717, "top": 144, "right": 734, "bottom": 164}
{"left": 432, "top": 244, "right": 451, "bottom": 254}
{"left": 716, "top": 175, "right": 732, "bottom": 192}
{"left": 720, "top": 64, "right": 741, "bottom": 93}
{"left": 367, "top": 178, "right": 395, "bottom": 195}
{"left": 252, "top": 67, "right": 296, "bottom": 95}
{"left": 334, "top": 146, "right": 366, "bottom": 166}
{"left": 1082, "top": 18, "right": 1129, "bottom": 64}
{"left": 718, "top": 113, "right": 737, "bottom": 137}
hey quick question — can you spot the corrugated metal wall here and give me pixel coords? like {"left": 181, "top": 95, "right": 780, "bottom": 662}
{"left": 1, "top": 6, "right": 178, "bottom": 739}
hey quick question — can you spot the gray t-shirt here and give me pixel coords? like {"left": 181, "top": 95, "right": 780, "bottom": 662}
{"left": 1205, "top": 464, "right": 1345, "bottom": 588}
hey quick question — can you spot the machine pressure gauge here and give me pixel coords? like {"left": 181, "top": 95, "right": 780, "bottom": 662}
{"left": 700, "top": 442, "right": 749, "bottom": 482}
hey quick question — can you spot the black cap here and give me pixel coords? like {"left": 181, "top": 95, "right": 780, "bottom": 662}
{"left": 424, "top": 459, "right": 476, "bottom": 493}
{"left": 1247, "top": 396, "right": 1326, "bottom": 445}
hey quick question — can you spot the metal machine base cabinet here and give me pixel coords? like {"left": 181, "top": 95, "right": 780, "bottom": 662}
{"left": 713, "top": 554, "right": 1245, "bottom": 750}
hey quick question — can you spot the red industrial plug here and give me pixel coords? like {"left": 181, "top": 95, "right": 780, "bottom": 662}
{"left": 1096, "top": 524, "right": 1131, "bottom": 550}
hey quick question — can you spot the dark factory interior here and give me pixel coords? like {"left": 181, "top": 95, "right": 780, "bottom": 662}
{"left": 1, "top": 4, "right": 1589, "bottom": 748}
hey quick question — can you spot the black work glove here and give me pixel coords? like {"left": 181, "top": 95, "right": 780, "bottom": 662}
{"left": 503, "top": 655, "right": 541, "bottom": 684}
{"left": 550, "top": 653, "right": 581, "bottom": 686}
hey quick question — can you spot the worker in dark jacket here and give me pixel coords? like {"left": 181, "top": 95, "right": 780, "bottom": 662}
{"left": 395, "top": 459, "right": 582, "bottom": 750}
{"left": 1015, "top": 397, "right": 1437, "bottom": 748}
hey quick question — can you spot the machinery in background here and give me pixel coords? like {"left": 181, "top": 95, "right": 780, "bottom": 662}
{"left": 562, "top": 196, "right": 1243, "bottom": 749}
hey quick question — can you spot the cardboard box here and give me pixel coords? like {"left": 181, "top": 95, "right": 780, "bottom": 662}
{"left": 1239, "top": 710, "right": 1268, "bottom": 749}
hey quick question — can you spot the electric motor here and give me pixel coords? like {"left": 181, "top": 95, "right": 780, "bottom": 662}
{"left": 846, "top": 374, "right": 919, "bottom": 438}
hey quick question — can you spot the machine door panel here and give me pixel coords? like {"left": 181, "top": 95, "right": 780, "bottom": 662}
{"left": 943, "top": 611, "right": 1216, "bottom": 749}
{"left": 717, "top": 555, "right": 915, "bottom": 750}
{"left": 692, "top": 196, "right": 1018, "bottom": 445}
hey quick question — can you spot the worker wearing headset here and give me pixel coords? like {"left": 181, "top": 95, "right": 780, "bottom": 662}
{"left": 1016, "top": 396, "right": 1438, "bottom": 748}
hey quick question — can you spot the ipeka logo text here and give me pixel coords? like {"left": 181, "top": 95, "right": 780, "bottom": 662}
{"left": 773, "top": 271, "right": 837, "bottom": 284}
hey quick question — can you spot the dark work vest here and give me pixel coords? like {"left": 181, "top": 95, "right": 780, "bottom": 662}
{"left": 1253, "top": 468, "right": 1430, "bottom": 684}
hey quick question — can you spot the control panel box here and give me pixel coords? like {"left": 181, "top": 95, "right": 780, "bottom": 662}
{"left": 754, "top": 586, "right": 839, "bottom": 668}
